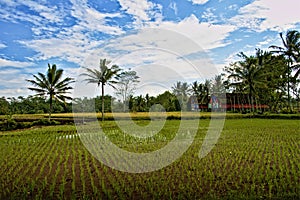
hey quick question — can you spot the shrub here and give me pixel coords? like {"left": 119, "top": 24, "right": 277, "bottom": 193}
{"left": 32, "top": 119, "right": 61, "bottom": 126}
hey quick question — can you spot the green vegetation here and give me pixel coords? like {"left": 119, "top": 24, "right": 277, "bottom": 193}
{"left": 270, "top": 30, "right": 300, "bottom": 111}
{"left": 0, "top": 119, "right": 299, "bottom": 199}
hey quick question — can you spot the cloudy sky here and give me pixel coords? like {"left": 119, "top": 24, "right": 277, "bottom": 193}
{"left": 0, "top": 0, "right": 300, "bottom": 98}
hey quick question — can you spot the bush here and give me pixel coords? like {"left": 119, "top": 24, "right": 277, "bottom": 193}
{"left": 0, "top": 115, "right": 17, "bottom": 131}
{"left": 280, "top": 108, "right": 297, "bottom": 114}
{"left": 32, "top": 119, "right": 61, "bottom": 126}
{"left": 15, "top": 122, "right": 32, "bottom": 129}
{"left": 0, "top": 116, "right": 65, "bottom": 131}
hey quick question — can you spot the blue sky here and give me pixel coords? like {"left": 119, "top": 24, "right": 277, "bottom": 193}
{"left": 0, "top": 0, "right": 300, "bottom": 98}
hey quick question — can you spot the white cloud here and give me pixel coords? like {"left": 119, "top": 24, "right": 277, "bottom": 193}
{"left": 169, "top": 2, "right": 178, "bottom": 15}
{"left": 0, "top": 88, "right": 30, "bottom": 98}
{"left": 0, "top": 0, "right": 18, "bottom": 7}
{"left": 118, "top": 0, "right": 163, "bottom": 26}
{"left": 230, "top": 0, "right": 300, "bottom": 31}
{"left": 18, "top": 0, "right": 125, "bottom": 65}
{"left": 257, "top": 36, "right": 278, "bottom": 48}
{"left": 0, "top": 58, "right": 32, "bottom": 67}
{"left": 0, "top": 71, "right": 28, "bottom": 84}
{"left": 71, "top": 14, "right": 236, "bottom": 96}
{"left": 0, "top": 69, "right": 32, "bottom": 97}
{"left": 148, "top": 14, "right": 235, "bottom": 50}
{"left": 0, "top": 0, "right": 66, "bottom": 26}
{"left": 118, "top": 0, "right": 152, "bottom": 21}
{"left": 72, "top": 20, "right": 232, "bottom": 97}
{"left": 201, "top": 8, "right": 217, "bottom": 23}
{"left": 19, "top": 36, "right": 101, "bottom": 65}
{"left": 0, "top": 6, "right": 42, "bottom": 26}
{"left": 21, "top": 1, "right": 65, "bottom": 24}
{"left": 0, "top": 43, "right": 7, "bottom": 48}
{"left": 228, "top": 4, "right": 238, "bottom": 11}
{"left": 189, "top": 0, "right": 209, "bottom": 5}
{"left": 70, "top": 0, "right": 123, "bottom": 35}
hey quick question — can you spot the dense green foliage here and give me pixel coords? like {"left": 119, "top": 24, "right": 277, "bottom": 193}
{"left": 225, "top": 46, "right": 299, "bottom": 113}
{"left": 0, "top": 119, "right": 299, "bottom": 199}
{"left": 0, "top": 96, "right": 72, "bottom": 115}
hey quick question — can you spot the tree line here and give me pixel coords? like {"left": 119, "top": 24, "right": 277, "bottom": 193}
{"left": 1, "top": 30, "right": 299, "bottom": 119}
{"left": 225, "top": 30, "right": 300, "bottom": 113}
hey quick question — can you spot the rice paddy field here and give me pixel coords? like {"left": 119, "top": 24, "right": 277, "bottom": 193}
{"left": 0, "top": 118, "right": 299, "bottom": 199}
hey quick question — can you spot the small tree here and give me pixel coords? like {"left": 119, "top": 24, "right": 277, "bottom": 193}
{"left": 27, "top": 64, "right": 74, "bottom": 120}
{"left": 114, "top": 69, "right": 140, "bottom": 112}
{"left": 0, "top": 97, "right": 9, "bottom": 115}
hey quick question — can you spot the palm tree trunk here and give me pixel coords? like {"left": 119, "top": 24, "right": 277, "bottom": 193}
{"left": 123, "top": 100, "right": 126, "bottom": 112}
{"left": 101, "top": 83, "right": 104, "bottom": 121}
{"left": 255, "top": 96, "right": 259, "bottom": 112}
{"left": 247, "top": 93, "right": 251, "bottom": 112}
{"left": 250, "top": 94, "right": 254, "bottom": 113}
{"left": 238, "top": 94, "right": 243, "bottom": 112}
{"left": 230, "top": 95, "right": 232, "bottom": 112}
{"left": 233, "top": 94, "right": 235, "bottom": 112}
{"left": 287, "top": 60, "right": 291, "bottom": 112}
{"left": 123, "top": 89, "right": 127, "bottom": 112}
{"left": 49, "top": 96, "right": 52, "bottom": 121}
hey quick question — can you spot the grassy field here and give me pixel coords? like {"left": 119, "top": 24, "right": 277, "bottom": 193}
{"left": 0, "top": 118, "right": 299, "bottom": 199}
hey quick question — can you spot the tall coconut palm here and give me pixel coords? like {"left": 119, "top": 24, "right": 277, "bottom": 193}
{"left": 81, "top": 59, "right": 120, "bottom": 121}
{"left": 27, "top": 64, "right": 74, "bottom": 120}
{"left": 270, "top": 30, "right": 300, "bottom": 111}
{"left": 226, "top": 50, "right": 269, "bottom": 112}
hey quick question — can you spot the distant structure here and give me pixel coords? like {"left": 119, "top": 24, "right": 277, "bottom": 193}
{"left": 190, "top": 93, "right": 269, "bottom": 112}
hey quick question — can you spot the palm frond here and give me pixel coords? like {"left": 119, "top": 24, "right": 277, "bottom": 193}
{"left": 27, "top": 75, "right": 48, "bottom": 90}
{"left": 27, "top": 87, "right": 47, "bottom": 93}
{"left": 52, "top": 68, "right": 63, "bottom": 86}
{"left": 55, "top": 77, "right": 74, "bottom": 89}
{"left": 47, "top": 63, "right": 56, "bottom": 84}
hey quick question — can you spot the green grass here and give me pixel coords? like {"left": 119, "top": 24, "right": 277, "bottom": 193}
{"left": 0, "top": 119, "right": 299, "bottom": 199}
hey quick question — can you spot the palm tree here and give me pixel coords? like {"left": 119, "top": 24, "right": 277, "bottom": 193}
{"left": 211, "top": 74, "right": 226, "bottom": 94}
{"left": 191, "top": 81, "right": 200, "bottom": 97}
{"left": 27, "top": 63, "right": 74, "bottom": 120}
{"left": 172, "top": 81, "right": 191, "bottom": 111}
{"left": 270, "top": 30, "right": 300, "bottom": 111}
{"left": 191, "top": 81, "right": 210, "bottom": 111}
{"left": 81, "top": 59, "right": 120, "bottom": 121}
{"left": 226, "top": 50, "right": 269, "bottom": 112}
